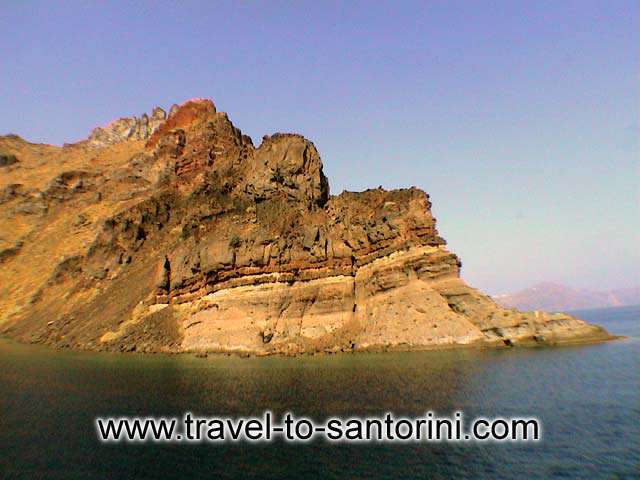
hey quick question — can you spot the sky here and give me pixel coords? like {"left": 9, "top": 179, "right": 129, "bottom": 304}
{"left": 1, "top": 1, "right": 638, "bottom": 294}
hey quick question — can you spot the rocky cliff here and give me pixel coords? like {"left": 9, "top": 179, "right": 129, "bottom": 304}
{"left": 0, "top": 99, "right": 612, "bottom": 354}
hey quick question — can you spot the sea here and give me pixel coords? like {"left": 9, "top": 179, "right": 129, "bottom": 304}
{"left": 1, "top": 305, "right": 638, "bottom": 479}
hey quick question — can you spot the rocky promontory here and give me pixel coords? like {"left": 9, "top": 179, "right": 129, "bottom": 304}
{"left": 0, "top": 99, "right": 612, "bottom": 354}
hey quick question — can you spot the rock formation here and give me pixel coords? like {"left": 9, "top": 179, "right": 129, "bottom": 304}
{"left": 86, "top": 106, "right": 167, "bottom": 147}
{"left": 0, "top": 152, "right": 19, "bottom": 167}
{"left": 0, "top": 99, "right": 612, "bottom": 354}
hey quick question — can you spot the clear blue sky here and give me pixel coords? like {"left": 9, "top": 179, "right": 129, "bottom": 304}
{"left": 1, "top": 1, "right": 638, "bottom": 294}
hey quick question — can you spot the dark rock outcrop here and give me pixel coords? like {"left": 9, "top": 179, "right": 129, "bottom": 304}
{"left": 0, "top": 153, "right": 18, "bottom": 167}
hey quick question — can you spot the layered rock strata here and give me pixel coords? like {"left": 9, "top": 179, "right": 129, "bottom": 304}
{"left": 0, "top": 99, "right": 612, "bottom": 354}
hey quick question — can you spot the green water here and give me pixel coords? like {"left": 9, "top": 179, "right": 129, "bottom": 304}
{"left": 1, "top": 306, "right": 638, "bottom": 479}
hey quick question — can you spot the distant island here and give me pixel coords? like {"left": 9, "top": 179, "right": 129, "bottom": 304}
{"left": 0, "top": 99, "right": 612, "bottom": 354}
{"left": 494, "top": 282, "right": 640, "bottom": 312}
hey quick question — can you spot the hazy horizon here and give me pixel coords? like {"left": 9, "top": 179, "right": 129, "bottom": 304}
{"left": 2, "top": 1, "right": 637, "bottom": 294}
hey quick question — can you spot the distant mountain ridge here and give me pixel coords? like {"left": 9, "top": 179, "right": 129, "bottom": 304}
{"left": 494, "top": 282, "right": 640, "bottom": 311}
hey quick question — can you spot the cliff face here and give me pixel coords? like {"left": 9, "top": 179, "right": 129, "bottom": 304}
{"left": 0, "top": 99, "right": 611, "bottom": 354}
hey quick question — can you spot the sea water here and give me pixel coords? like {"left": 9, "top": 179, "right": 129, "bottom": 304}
{"left": 1, "top": 306, "right": 638, "bottom": 479}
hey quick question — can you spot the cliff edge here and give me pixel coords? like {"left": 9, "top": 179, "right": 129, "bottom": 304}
{"left": 0, "top": 99, "right": 612, "bottom": 354}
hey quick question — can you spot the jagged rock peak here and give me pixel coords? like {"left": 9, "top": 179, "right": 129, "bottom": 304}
{"left": 145, "top": 99, "right": 217, "bottom": 149}
{"left": 87, "top": 105, "right": 168, "bottom": 148}
{"left": 85, "top": 98, "right": 221, "bottom": 149}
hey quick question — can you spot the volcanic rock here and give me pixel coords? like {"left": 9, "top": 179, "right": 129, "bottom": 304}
{"left": 86, "top": 106, "right": 167, "bottom": 147}
{"left": 0, "top": 153, "right": 19, "bottom": 167}
{"left": 0, "top": 99, "right": 612, "bottom": 354}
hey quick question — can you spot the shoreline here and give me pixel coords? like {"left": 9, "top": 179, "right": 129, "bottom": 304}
{"left": 0, "top": 330, "right": 621, "bottom": 359}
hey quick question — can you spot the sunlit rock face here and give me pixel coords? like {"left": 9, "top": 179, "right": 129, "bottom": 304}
{"left": 0, "top": 99, "right": 611, "bottom": 354}
{"left": 87, "top": 106, "right": 167, "bottom": 147}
